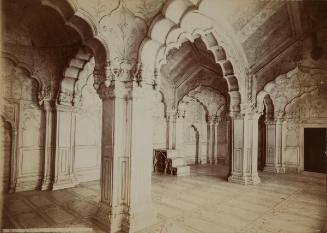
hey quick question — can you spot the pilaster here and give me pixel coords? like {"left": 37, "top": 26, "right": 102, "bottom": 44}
{"left": 51, "top": 104, "right": 79, "bottom": 190}
{"left": 264, "top": 118, "right": 285, "bottom": 173}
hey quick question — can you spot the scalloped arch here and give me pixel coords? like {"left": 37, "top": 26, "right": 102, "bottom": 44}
{"left": 41, "top": 0, "right": 109, "bottom": 106}
{"left": 256, "top": 66, "right": 327, "bottom": 118}
{"left": 1, "top": 53, "right": 41, "bottom": 88}
{"left": 139, "top": 0, "right": 243, "bottom": 114}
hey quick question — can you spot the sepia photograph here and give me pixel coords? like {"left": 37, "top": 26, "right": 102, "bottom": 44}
{"left": 0, "top": 0, "right": 326, "bottom": 232}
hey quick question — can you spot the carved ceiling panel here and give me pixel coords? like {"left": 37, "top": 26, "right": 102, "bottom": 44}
{"left": 242, "top": 3, "right": 292, "bottom": 66}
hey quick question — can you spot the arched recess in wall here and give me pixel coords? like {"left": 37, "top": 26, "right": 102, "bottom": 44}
{"left": 41, "top": 0, "right": 109, "bottom": 106}
{"left": 256, "top": 94, "right": 274, "bottom": 171}
{"left": 1, "top": 56, "right": 43, "bottom": 192}
{"left": 178, "top": 95, "right": 208, "bottom": 165}
{"left": 256, "top": 66, "right": 327, "bottom": 172}
{"left": 139, "top": 0, "right": 246, "bottom": 116}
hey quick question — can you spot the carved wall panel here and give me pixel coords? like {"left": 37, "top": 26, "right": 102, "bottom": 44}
{"left": 2, "top": 59, "right": 44, "bottom": 191}
{"left": 282, "top": 87, "right": 327, "bottom": 171}
{"left": 258, "top": 67, "right": 327, "bottom": 172}
{"left": 74, "top": 76, "right": 102, "bottom": 182}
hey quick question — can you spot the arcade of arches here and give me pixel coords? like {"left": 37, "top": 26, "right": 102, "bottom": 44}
{"left": 0, "top": 0, "right": 327, "bottom": 232}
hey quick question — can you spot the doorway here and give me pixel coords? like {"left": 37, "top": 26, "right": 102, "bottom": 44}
{"left": 304, "top": 128, "right": 327, "bottom": 173}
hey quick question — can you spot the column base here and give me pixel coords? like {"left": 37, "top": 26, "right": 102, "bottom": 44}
{"left": 41, "top": 178, "right": 52, "bottom": 191}
{"left": 228, "top": 173, "right": 260, "bottom": 185}
{"left": 95, "top": 203, "right": 157, "bottom": 233}
{"left": 125, "top": 206, "right": 157, "bottom": 233}
{"left": 52, "top": 176, "right": 79, "bottom": 190}
{"left": 95, "top": 202, "right": 128, "bottom": 233}
{"left": 263, "top": 165, "right": 285, "bottom": 173}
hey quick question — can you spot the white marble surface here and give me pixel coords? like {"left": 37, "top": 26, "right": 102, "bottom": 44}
{"left": 2, "top": 165, "right": 327, "bottom": 233}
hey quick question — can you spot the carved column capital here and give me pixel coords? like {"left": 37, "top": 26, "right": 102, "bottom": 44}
{"left": 38, "top": 83, "right": 55, "bottom": 107}
{"left": 166, "top": 110, "right": 177, "bottom": 122}
{"left": 97, "top": 80, "right": 128, "bottom": 100}
{"left": 207, "top": 114, "right": 217, "bottom": 124}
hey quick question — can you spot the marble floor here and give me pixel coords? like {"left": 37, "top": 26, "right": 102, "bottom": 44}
{"left": 1, "top": 165, "right": 327, "bottom": 233}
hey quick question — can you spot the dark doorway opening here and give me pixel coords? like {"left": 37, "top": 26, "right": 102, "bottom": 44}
{"left": 304, "top": 128, "right": 327, "bottom": 173}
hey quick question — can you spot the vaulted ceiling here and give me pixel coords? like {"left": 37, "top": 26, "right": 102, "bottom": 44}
{"left": 160, "top": 38, "right": 222, "bottom": 87}
{"left": 2, "top": 0, "right": 81, "bottom": 47}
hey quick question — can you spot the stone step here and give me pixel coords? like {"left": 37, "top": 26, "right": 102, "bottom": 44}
{"left": 173, "top": 165, "right": 190, "bottom": 176}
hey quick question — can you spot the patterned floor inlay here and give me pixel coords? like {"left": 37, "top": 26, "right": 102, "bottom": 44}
{"left": 1, "top": 165, "right": 327, "bottom": 233}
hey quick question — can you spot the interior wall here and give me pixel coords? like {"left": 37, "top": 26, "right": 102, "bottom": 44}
{"left": 183, "top": 101, "right": 207, "bottom": 165}
{"left": 283, "top": 88, "right": 327, "bottom": 172}
{"left": 152, "top": 93, "right": 166, "bottom": 149}
{"left": 74, "top": 75, "right": 102, "bottom": 182}
{"left": 1, "top": 59, "right": 44, "bottom": 191}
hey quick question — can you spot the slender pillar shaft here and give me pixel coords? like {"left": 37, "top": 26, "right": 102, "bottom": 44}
{"left": 206, "top": 115, "right": 216, "bottom": 164}
{"left": 9, "top": 129, "right": 17, "bottom": 193}
{"left": 210, "top": 120, "right": 216, "bottom": 164}
{"left": 214, "top": 119, "right": 219, "bottom": 164}
{"left": 166, "top": 111, "right": 177, "bottom": 150}
{"left": 41, "top": 102, "right": 53, "bottom": 190}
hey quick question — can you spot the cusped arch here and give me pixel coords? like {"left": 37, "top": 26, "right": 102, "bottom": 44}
{"left": 256, "top": 66, "right": 327, "bottom": 118}
{"left": 1, "top": 54, "right": 41, "bottom": 93}
{"left": 42, "top": 0, "right": 109, "bottom": 106}
{"left": 139, "top": 0, "right": 242, "bottom": 114}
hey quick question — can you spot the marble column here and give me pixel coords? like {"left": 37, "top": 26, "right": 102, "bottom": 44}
{"left": 264, "top": 119, "right": 285, "bottom": 173}
{"left": 127, "top": 83, "right": 157, "bottom": 232}
{"left": 41, "top": 101, "right": 54, "bottom": 190}
{"left": 214, "top": 117, "right": 220, "bottom": 164}
{"left": 51, "top": 104, "right": 78, "bottom": 190}
{"left": 175, "top": 114, "right": 185, "bottom": 151}
{"left": 228, "top": 113, "right": 260, "bottom": 185}
{"left": 207, "top": 115, "right": 216, "bottom": 164}
{"left": 95, "top": 81, "right": 156, "bottom": 233}
{"left": 8, "top": 128, "right": 18, "bottom": 193}
{"left": 166, "top": 111, "right": 177, "bottom": 150}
